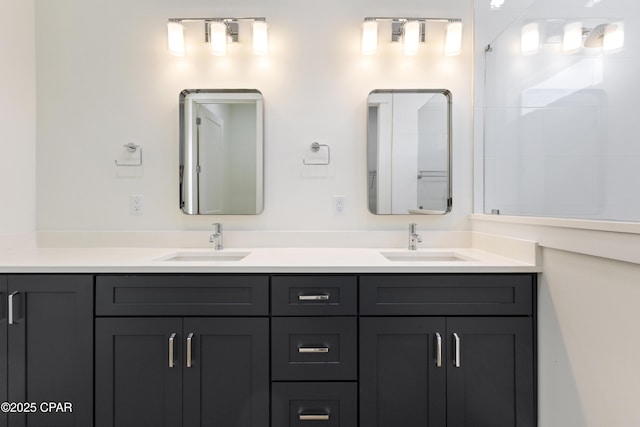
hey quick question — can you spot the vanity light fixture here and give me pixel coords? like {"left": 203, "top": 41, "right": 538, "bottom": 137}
{"left": 252, "top": 19, "right": 269, "bottom": 55}
{"left": 521, "top": 22, "right": 540, "bottom": 55}
{"left": 603, "top": 21, "right": 624, "bottom": 52}
{"left": 167, "top": 17, "right": 269, "bottom": 56}
{"left": 403, "top": 20, "right": 420, "bottom": 56}
{"left": 361, "top": 17, "right": 463, "bottom": 57}
{"left": 563, "top": 21, "right": 583, "bottom": 52}
{"left": 490, "top": 0, "right": 506, "bottom": 8}
{"left": 208, "top": 20, "right": 228, "bottom": 56}
{"left": 361, "top": 19, "right": 378, "bottom": 55}
{"left": 444, "top": 21, "right": 463, "bottom": 56}
{"left": 167, "top": 20, "right": 185, "bottom": 56}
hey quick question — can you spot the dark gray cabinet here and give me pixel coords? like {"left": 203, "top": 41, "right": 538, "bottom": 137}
{"left": 446, "top": 317, "right": 534, "bottom": 427}
{"left": 95, "top": 275, "right": 270, "bottom": 427}
{"left": 95, "top": 318, "right": 183, "bottom": 427}
{"left": 182, "top": 318, "right": 269, "bottom": 427}
{"left": 360, "top": 274, "right": 536, "bottom": 427}
{"left": 360, "top": 318, "right": 447, "bottom": 427}
{"left": 1, "top": 275, "right": 93, "bottom": 427}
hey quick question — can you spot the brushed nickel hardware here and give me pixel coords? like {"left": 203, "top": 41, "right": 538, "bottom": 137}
{"left": 299, "top": 414, "right": 330, "bottom": 421}
{"left": 298, "top": 347, "right": 329, "bottom": 353}
{"left": 115, "top": 143, "right": 142, "bottom": 166}
{"left": 209, "top": 223, "right": 223, "bottom": 250}
{"left": 303, "top": 142, "right": 331, "bottom": 165}
{"left": 8, "top": 291, "right": 18, "bottom": 325}
{"left": 169, "top": 333, "right": 177, "bottom": 368}
{"left": 187, "top": 333, "right": 194, "bottom": 368}
{"left": 453, "top": 333, "right": 461, "bottom": 368}
{"left": 298, "top": 294, "right": 330, "bottom": 301}
{"left": 409, "top": 223, "right": 422, "bottom": 250}
{"left": 435, "top": 332, "right": 442, "bottom": 368}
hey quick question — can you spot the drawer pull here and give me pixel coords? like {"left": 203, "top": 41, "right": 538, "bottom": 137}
{"left": 169, "top": 333, "right": 176, "bottom": 368}
{"left": 298, "top": 347, "right": 329, "bottom": 353}
{"left": 299, "top": 414, "right": 330, "bottom": 421}
{"left": 186, "top": 333, "right": 194, "bottom": 368}
{"left": 453, "top": 332, "right": 461, "bottom": 368}
{"left": 298, "top": 294, "right": 330, "bottom": 301}
{"left": 8, "top": 291, "right": 18, "bottom": 325}
{"left": 435, "top": 332, "right": 442, "bottom": 368}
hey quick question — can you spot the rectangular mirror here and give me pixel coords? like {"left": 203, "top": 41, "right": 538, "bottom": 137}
{"left": 367, "top": 89, "right": 452, "bottom": 215}
{"left": 180, "top": 89, "right": 264, "bottom": 215}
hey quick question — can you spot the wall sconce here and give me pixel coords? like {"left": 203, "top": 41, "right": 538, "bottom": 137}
{"left": 167, "top": 17, "right": 269, "bottom": 56}
{"left": 361, "top": 17, "right": 463, "bottom": 57}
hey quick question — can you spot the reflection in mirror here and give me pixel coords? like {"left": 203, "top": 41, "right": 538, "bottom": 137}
{"left": 180, "top": 89, "right": 264, "bottom": 215}
{"left": 367, "top": 89, "right": 452, "bottom": 215}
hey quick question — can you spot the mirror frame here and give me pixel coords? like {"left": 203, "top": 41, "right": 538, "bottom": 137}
{"left": 367, "top": 89, "right": 453, "bottom": 215}
{"left": 179, "top": 89, "right": 264, "bottom": 215}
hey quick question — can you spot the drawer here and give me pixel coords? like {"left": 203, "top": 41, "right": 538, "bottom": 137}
{"left": 271, "top": 276, "right": 357, "bottom": 316}
{"left": 96, "top": 275, "right": 269, "bottom": 316}
{"left": 272, "top": 382, "right": 357, "bottom": 427}
{"left": 272, "top": 317, "right": 357, "bottom": 381}
{"left": 360, "top": 274, "right": 534, "bottom": 316}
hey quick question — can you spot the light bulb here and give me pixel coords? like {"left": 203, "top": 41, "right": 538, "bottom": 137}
{"left": 521, "top": 22, "right": 540, "bottom": 55}
{"left": 253, "top": 20, "right": 269, "bottom": 56}
{"left": 362, "top": 20, "right": 378, "bottom": 55}
{"left": 403, "top": 20, "right": 420, "bottom": 56}
{"left": 444, "top": 21, "right": 463, "bottom": 56}
{"left": 167, "top": 21, "right": 185, "bottom": 56}
{"left": 563, "top": 22, "right": 583, "bottom": 53}
{"left": 209, "top": 21, "right": 228, "bottom": 56}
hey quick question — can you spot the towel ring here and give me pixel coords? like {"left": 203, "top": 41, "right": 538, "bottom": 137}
{"left": 303, "top": 142, "right": 330, "bottom": 166}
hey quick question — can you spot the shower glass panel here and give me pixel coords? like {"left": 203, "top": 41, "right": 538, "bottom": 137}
{"left": 482, "top": 0, "right": 640, "bottom": 222}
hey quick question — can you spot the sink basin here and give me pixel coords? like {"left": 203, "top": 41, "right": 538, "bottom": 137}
{"left": 156, "top": 251, "right": 250, "bottom": 262}
{"left": 380, "top": 251, "right": 475, "bottom": 262}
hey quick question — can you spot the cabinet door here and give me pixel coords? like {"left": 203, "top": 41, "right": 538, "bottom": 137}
{"left": 360, "top": 317, "right": 446, "bottom": 427}
{"left": 95, "top": 318, "right": 183, "bottom": 427}
{"left": 183, "top": 318, "right": 269, "bottom": 427}
{"left": 0, "top": 277, "right": 6, "bottom": 427}
{"left": 447, "top": 317, "right": 534, "bottom": 427}
{"left": 7, "top": 275, "right": 93, "bottom": 427}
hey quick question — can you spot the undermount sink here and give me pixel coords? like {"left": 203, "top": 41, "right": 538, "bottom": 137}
{"left": 156, "top": 251, "right": 250, "bottom": 262}
{"left": 380, "top": 251, "right": 475, "bottom": 262}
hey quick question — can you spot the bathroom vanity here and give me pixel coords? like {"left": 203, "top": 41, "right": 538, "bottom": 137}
{"left": 0, "top": 246, "right": 538, "bottom": 427}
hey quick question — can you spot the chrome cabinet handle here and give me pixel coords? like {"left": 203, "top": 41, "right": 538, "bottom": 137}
{"left": 169, "top": 333, "right": 177, "bottom": 368}
{"left": 453, "top": 333, "right": 461, "bottom": 368}
{"left": 298, "top": 295, "right": 330, "bottom": 301}
{"left": 299, "top": 414, "right": 330, "bottom": 421}
{"left": 186, "top": 333, "right": 194, "bottom": 368}
{"left": 298, "top": 347, "right": 329, "bottom": 353}
{"left": 8, "top": 291, "right": 18, "bottom": 325}
{"left": 435, "top": 332, "right": 442, "bottom": 368}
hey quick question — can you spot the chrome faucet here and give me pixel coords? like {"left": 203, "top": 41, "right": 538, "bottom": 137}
{"left": 409, "top": 223, "right": 422, "bottom": 250}
{"left": 209, "top": 223, "right": 223, "bottom": 250}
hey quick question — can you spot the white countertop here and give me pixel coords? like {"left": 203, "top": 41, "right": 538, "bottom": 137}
{"left": 0, "top": 246, "right": 540, "bottom": 273}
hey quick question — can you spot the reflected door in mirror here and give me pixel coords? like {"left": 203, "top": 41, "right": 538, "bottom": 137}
{"left": 180, "top": 90, "right": 264, "bottom": 215}
{"left": 367, "top": 89, "right": 452, "bottom": 215}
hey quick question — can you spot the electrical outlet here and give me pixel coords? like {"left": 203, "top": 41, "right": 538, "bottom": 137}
{"left": 333, "top": 195, "right": 345, "bottom": 216}
{"left": 130, "top": 194, "right": 144, "bottom": 215}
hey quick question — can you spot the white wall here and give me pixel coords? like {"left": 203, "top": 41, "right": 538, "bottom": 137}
{"left": 472, "top": 217, "right": 640, "bottom": 427}
{"left": 0, "top": 0, "right": 36, "bottom": 246}
{"left": 34, "top": 0, "right": 473, "bottom": 232}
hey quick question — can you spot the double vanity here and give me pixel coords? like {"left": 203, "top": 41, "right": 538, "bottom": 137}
{"left": 0, "top": 234, "right": 539, "bottom": 427}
